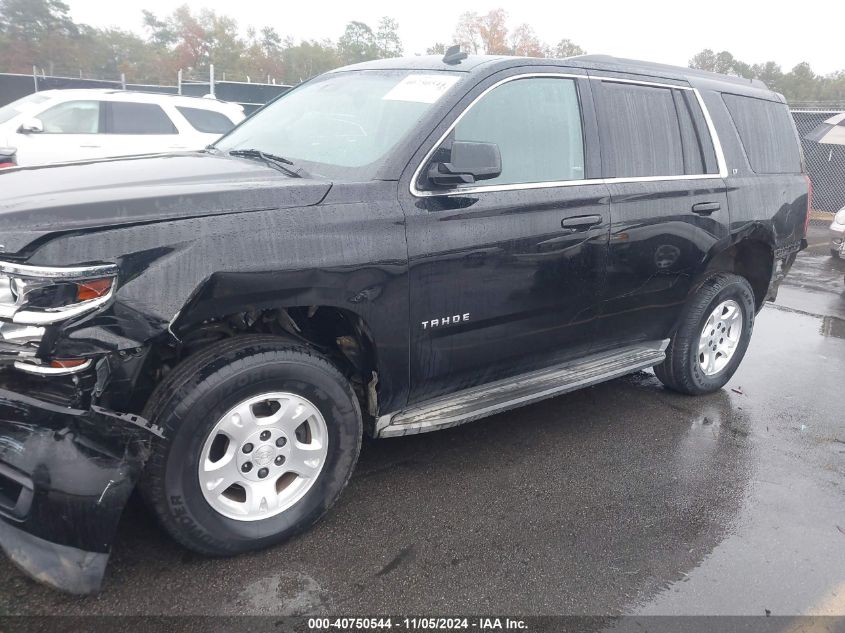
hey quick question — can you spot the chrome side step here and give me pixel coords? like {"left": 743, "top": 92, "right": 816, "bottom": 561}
{"left": 375, "top": 340, "right": 669, "bottom": 438}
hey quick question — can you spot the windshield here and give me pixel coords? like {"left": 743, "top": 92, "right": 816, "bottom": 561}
{"left": 215, "top": 70, "right": 462, "bottom": 180}
{"left": 0, "top": 92, "right": 52, "bottom": 126}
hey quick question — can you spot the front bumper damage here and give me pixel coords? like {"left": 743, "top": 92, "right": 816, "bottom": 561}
{"left": 0, "top": 386, "right": 159, "bottom": 593}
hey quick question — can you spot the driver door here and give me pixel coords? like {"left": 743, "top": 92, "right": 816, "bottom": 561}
{"left": 14, "top": 99, "right": 104, "bottom": 165}
{"left": 400, "top": 71, "right": 610, "bottom": 405}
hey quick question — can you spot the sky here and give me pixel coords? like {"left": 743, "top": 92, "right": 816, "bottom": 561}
{"left": 65, "top": 0, "right": 842, "bottom": 75}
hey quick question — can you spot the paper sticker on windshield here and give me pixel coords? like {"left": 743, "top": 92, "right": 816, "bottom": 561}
{"left": 383, "top": 74, "right": 460, "bottom": 104}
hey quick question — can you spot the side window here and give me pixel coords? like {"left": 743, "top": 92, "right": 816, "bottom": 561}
{"left": 595, "top": 81, "right": 718, "bottom": 178}
{"left": 595, "top": 82, "right": 685, "bottom": 178}
{"left": 673, "top": 90, "right": 719, "bottom": 175}
{"left": 37, "top": 100, "right": 101, "bottom": 134}
{"left": 105, "top": 102, "right": 178, "bottom": 135}
{"left": 449, "top": 77, "right": 585, "bottom": 186}
{"left": 176, "top": 106, "right": 235, "bottom": 134}
{"left": 722, "top": 94, "right": 801, "bottom": 174}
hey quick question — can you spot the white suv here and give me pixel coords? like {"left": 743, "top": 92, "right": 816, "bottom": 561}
{"left": 0, "top": 89, "right": 245, "bottom": 166}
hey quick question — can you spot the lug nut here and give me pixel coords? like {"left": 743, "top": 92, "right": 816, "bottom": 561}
{"left": 259, "top": 431, "right": 271, "bottom": 441}
{"left": 275, "top": 437, "right": 287, "bottom": 447}
{"left": 274, "top": 455, "right": 285, "bottom": 466}
{"left": 242, "top": 443, "right": 254, "bottom": 454}
{"left": 257, "top": 467, "right": 269, "bottom": 478}
{"left": 241, "top": 462, "right": 252, "bottom": 473}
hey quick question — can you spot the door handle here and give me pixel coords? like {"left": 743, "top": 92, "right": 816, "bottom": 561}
{"left": 561, "top": 214, "right": 603, "bottom": 232}
{"left": 692, "top": 202, "right": 721, "bottom": 215}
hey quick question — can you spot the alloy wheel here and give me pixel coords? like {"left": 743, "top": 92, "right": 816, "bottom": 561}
{"left": 198, "top": 392, "right": 329, "bottom": 521}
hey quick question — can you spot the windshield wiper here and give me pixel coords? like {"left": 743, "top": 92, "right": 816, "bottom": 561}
{"left": 228, "top": 148, "right": 305, "bottom": 178}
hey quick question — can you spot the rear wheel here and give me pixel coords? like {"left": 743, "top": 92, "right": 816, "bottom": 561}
{"left": 139, "top": 335, "right": 362, "bottom": 556}
{"left": 832, "top": 249, "right": 841, "bottom": 259}
{"left": 654, "top": 273, "right": 755, "bottom": 396}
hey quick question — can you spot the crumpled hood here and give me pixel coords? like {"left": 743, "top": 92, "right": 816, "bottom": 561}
{"left": 0, "top": 152, "right": 332, "bottom": 255}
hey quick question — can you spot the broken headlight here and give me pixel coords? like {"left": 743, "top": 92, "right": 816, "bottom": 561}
{"left": 0, "top": 261, "right": 118, "bottom": 325}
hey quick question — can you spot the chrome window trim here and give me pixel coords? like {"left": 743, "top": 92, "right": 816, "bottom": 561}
{"left": 409, "top": 73, "right": 728, "bottom": 198}
{"left": 0, "top": 261, "right": 118, "bottom": 280}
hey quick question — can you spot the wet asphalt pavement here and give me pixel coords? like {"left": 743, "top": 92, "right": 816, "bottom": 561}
{"left": 1, "top": 225, "right": 844, "bottom": 617}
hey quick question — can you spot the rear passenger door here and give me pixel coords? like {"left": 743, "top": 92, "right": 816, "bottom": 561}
{"left": 590, "top": 75, "right": 729, "bottom": 350}
{"left": 102, "top": 101, "right": 180, "bottom": 156}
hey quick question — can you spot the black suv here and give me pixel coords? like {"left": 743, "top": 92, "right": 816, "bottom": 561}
{"left": 0, "top": 53, "right": 808, "bottom": 593}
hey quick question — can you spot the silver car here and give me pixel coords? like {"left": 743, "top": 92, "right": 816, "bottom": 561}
{"left": 832, "top": 207, "right": 845, "bottom": 257}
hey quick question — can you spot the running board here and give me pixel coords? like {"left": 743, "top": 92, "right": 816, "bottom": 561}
{"left": 375, "top": 340, "right": 669, "bottom": 438}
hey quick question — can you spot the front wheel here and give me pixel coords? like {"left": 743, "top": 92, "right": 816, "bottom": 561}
{"left": 654, "top": 273, "right": 755, "bottom": 396}
{"left": 139, "top": 335, "right": 362, "bottom": 556}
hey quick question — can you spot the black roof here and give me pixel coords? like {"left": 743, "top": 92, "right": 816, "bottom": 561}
{"left": 336, "top": 54, "right": 776, "bottom": 99}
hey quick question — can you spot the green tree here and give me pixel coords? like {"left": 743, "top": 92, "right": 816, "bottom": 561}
{"left": 0, "top": 0, "right": 80, "bottom": 74}
{"left": 281, "top": 38, "right": 340, "bottom": 84}
{"left": 819, "top": 71, "right": 845, "bottom": 105}
{"left": 0, "top": 0, "right": 76, "bottom": 39}
{"left": 751, "top": 61, "right": 783, "bottom": 91}
{"left": 731, "top": 60, "right": 755, "bottom": 80}
{"left": 242, "top": 26, "right": 285, "bottom": 83}
{"left": 552, "top": 39, "right": 586, "bottom": 58}
{"left": 337, "top": 21, "right": 378, "bottom": 64}
{"left": 142, "top": 5, "right": 245, "bottom": 79}
{"left": 375, "top": 17, "right": 402, "bottom": 58}
{"left": 687, "top": 49, "right": 845, "bottom": 105}
{"left": 689, "top": 48, "right": 717, "bottom": 72}
{"left": 780, "top": 62, "right": 819, "bottom": 102}
{"left": 79, "top": 27, "right": 162, "bottom": 83}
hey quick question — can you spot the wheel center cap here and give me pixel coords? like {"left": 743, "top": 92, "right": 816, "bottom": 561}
{"left": 253, "top": 445, "right": 274, "bottom": 467}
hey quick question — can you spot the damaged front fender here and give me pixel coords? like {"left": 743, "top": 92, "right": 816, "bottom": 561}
{"left": 0, "top": 387, "right": 159, "bottom": 594}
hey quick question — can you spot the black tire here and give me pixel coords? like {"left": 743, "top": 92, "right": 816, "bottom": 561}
{"left": 832, "top": 249, "right": 841, "bottom": 259}
{"left": 138, "top": 335, "right": 362, "bottom": 556}
{"left": 654, "top": 273, "right": 755, "bottom": 396}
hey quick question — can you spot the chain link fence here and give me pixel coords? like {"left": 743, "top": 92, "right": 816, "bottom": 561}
{"left": 792, "top": 110, "right": 845, "bottom": 225}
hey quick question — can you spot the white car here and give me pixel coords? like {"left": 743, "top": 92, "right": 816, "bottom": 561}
{"left": 830, "top": 207, "right": 845, "bottom": 257}
{"left": 0, "top": 89, "right": 245, "bottom": 166}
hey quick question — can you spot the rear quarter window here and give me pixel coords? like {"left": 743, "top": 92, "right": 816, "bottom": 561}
{"left": 176, "top": 106, "right": 236, "bottom": 134}
{"left": 722, "top": 94, "right": 801, "bottom": 174}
